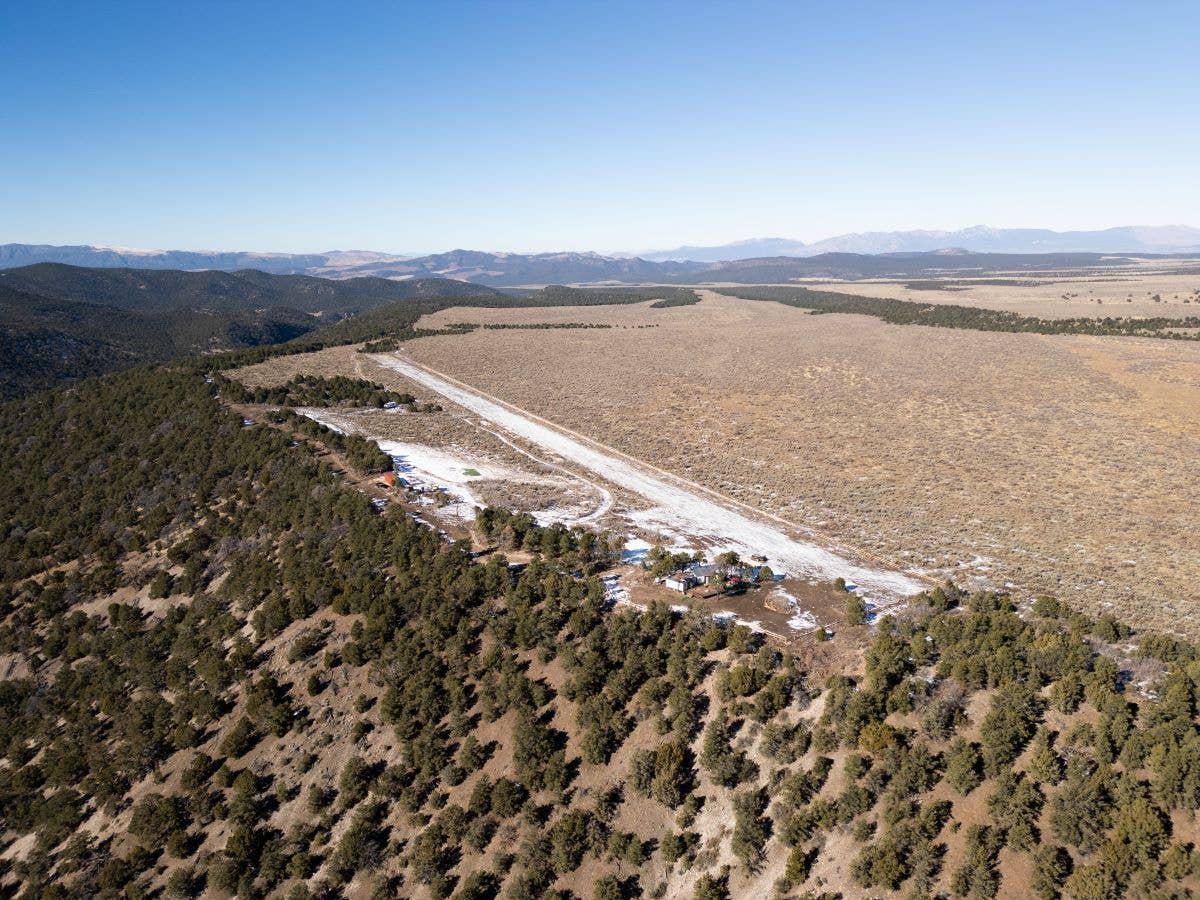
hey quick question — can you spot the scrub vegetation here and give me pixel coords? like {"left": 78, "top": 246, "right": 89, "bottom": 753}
{"left": 715, "top": 285, "right": 1200, "bottom": 340}
{"left": 405, "top": 292, "right": 1200, "bottom": 634}
{"left": 3, "top": 266, "right": 1200, "bottom": 897}
{"left": 3, "top": 359, "right": 1200, "bottom": 898}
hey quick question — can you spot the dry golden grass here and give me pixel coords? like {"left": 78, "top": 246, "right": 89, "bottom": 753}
{"left": 803, "top": 266, "right": 1200, "bottom": 319}
{"left": 409, "top": 291, "right": 1200, "bottom": 635}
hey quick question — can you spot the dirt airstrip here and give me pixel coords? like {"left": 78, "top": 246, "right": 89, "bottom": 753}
{"left": 407, "top": 291, "right": 1200, "bottom": 635}
{"left": 235, "top": 288, "right": 1200, "bottom": 636}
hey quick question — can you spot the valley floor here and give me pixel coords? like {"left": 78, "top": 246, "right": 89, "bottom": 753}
{"left": 231, "top": 281, "right": 1200, "bottom": 635}
{"left": 400, "top": 292, "right": 1200, "bottom": 637}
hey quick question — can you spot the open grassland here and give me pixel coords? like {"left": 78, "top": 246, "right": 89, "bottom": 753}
{"left": 235, "top": 341, "right": 924, "bottom": 606}
{"left": 805, "top": 266, "right": 1200, "bottom": 320}
{"left": 410, "top": 292, "right": 1200, "bottom": 635}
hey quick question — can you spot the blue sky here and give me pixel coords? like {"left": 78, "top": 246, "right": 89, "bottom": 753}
{"left": 2, "top": 1, "right": 1198, "bottom": 254}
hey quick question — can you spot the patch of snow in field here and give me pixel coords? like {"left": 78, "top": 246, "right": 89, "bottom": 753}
{"left": 296, "top": 409, "right": 495, "bottom": 515}
{"left": 622, "top": 509, "right": 698, "bottom": 555}
{"left": 787, "top": 610, "right": 818, "bottom": 631}
{"left": 374, "top": 440, "right": 498, "bottom": 505}
{"left": 772, "top": 588, "right": 818, "bottom": 632}
{"left": 373, "top": 355, "right": 925, "bottom": 600}
{"left": 622, "top": 537, "right": 653, "bottom": 564}
{"left": 530, "top": 502, "right": 599, "bottom": 528}
{"left": 297, "top": 408, "right": 605, "bottom": 529}
{"left": 708, "top": 610, "right": 767, "bottom": 634}
{"left": 773, "top": 588, "right": 801, "bottom": 606}
{"left": 957, "top": 555, "right": 994, "bottom": 571}
{"left": 602, "top": 574, "right": 645, "bottom": 612}
{"left": 297, "top": 408, "right": 346, "bottom": 434}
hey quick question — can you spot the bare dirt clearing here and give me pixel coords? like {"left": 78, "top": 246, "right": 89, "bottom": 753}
{"left": 410, "top": 291, "right": 1200, "bottom": 635}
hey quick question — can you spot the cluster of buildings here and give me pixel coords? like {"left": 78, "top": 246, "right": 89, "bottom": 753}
{"left": 658, "top": 559, "right": 771, "bottom": 593}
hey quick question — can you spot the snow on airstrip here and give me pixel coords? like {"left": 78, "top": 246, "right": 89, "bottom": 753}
{"left": 370, "top": 354, "right": 926, "bottom": 602}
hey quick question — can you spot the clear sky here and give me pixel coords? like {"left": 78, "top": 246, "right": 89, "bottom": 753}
{"left": 3, "top": 1, "right": 1198, "bottom": 254}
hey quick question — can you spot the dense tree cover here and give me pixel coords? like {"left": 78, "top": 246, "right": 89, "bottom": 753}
{"left": 648, "top": 290, "right": 701, "bottom": 309}
{"left": 717, "top": 285, "right": 1200, "bottom": 340}
{"left": 6, "top": 364, "right": 1200, "bottom": 898}
{"left": 450, "top": 322, "right": 616, "bottom": 330}
{"left": 0, "top": 365, "right": 715, "bottom": 895}
{"left": 0, "top": 261, "right": 698, "bottom": 398}
{"left": 0, "top": 281, "right": 319, "bottom": 400}
{"left": 258, "top": 408, "right": 394, "bottom": 474}
{"left": 506, "top": 286, "right": 698, "bottom": 308}
{"left": 0, "top": 263, "right": 503, "bottom": 398}
{"left": 216, "top": 373, "right": 431, "bottom": 411}
{"left": 475, "top": 506, "right": 621, "bottom": 573}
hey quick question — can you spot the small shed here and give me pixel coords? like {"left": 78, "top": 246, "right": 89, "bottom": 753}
{"left": 663, "top": 573, "right": 700, "bottom": 593}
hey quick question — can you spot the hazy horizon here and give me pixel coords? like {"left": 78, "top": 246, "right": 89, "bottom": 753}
{"left": 5, "top": 221, "right": 1200, "bottom": 260}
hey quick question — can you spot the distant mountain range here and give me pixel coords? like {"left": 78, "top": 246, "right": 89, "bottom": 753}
{"left": 6, "top": 225, "right": 1200, "bottom": 276}
{"left": 0, "top": 244, "right": 412, "bottom": 276}
{"left": 669, "top": 251, "right": 1145, "bottom": 283}
{"left": 0, "top": 244, "right": 699, "bottom": 285}
{"left": 636, "top": 225, "right": 1200, "bottom": 261}
{"left": 315, "top": 249, "right": 698, "bottom": 285}
{"left": 3, "top": 224, "right": 1200, "bottom": 289}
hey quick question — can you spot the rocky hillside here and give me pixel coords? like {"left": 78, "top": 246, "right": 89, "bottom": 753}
{"left": 2, "top": 355, "right": 1200, "bottom": 899}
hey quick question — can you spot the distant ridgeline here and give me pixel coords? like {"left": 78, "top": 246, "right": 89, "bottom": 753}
{"left": 3, "top": 362, "right": 1200, "bottom": 897}
{"left": 191, "top": 286, "right": 699, "bottom": 372}
{"left": 0, "top": 263, "right": 699, "bottom": 399}
{"left": 0, "top": 263, "right": 504, "bottom": 399}
{"left": 717, "top": 285, "right": 1200, "bottom": 340}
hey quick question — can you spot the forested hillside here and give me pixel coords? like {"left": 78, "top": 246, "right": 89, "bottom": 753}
{"left": 0, "top": 264, "right": 700, "bottom": 398}
{"left": 2, "top": 350, "right": 1200, "bottom": 898}
{"left": 0, "top": 265, "right": 505, "bottom": 399}
{"left": 0, "top": 265, "right": 699, "bottom": 399}
{"left": 0, "top": 280, "right": 319, "bottom": 400}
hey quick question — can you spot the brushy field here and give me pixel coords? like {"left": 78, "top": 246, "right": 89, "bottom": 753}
{"left": 410, "top": 291, "right": 1200, "bottom": 636}
{"left": 805, "top": 265, "right": 1200, "bottom": 320}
